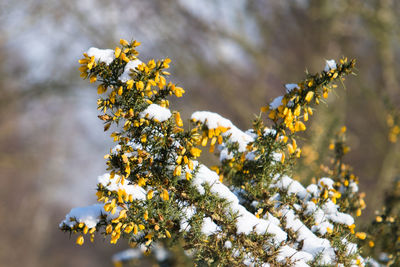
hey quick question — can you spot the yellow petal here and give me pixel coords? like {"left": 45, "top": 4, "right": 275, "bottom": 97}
{"left": 305, "top": 91, "right": 314, "bottom": 103}
{"left": 115, "top": 47, "right": 121, "bottom": 58}
{"left": 120, "top": 39, "right": 129, "bottom": 46}
{"left": 76, "top": 235, "right": 84, "bottom": 246}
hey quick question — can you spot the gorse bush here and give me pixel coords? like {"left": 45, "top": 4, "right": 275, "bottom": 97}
{"left": 60, "top": 39, "right": 397, "bottom": 266}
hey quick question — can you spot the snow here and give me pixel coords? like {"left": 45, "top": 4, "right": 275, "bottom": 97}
{"left": 191, "top": 111, "right": 233, "bottom": 129}
{"left": 304, "top": 201, "right": 317, "bottom": 215}
{"left": 342, "top": 238, "right": 358, "bottom": 256}
{"left": 224, "top": 240, "right": 232, "bottom": 249}
{"left": 324, "top": 59, "right": 337, "bottom": 72}
{"left": 180, "top": 204, "right": 196, "bottom": 231}
{"left": 285, "top": 83, "right": 299, "bottom": 93}
{"left": 277, "top": 245, "right": 313, "bottom": 267}
{"left": 282, "top": 207, "right": 335, "bottom": 264}
{"left": 87, "top": 47, "right": 115, "bottom": 65}
{"left": 139, "top": 104, "right": 172, "bottom": 122}
{"left": 112, "top": 244, "right": 169, "bottom": 262}
{"left": 349, "top": 182, "right": 359, "bottom": 193}
{"left": 311, "top": 221, "right": 334, "bottom": 236}
{"left": 191, "top": 164, "right": 287, "bottom": 244}
{"left": 119, "top": 59, "right": 143, "bottom": 82}
{"left": 318, "top": 178, "right": 335, "bottom": 190}
{"left": 98, "top": 173, "right": 146, "bottom": 200}
{"left": 153, "top": 245, "right": 169, "bottom": 261}
{"left": 112, "top": 248, "right": 142, "bottom": 262}
{"left": 191, "top": 111, "right": 255, "bottom": 160}
{"left": 269, "top": 96, "right": 283, "bottom": 109}
{"left": 305, "top": 184, "right": 319, "bottom": 197}
{"left": 322, "top": 201, "right": 354, "bottom": 226}
{"left": 272, "top": 175, "right": 307, "bottom": 198}
{"left": 201, "top": 217, "right": 220, "bottom": 236}
{"left": 60, "top": 203, "right": 118, "bottom": 229}
{"left": 192, "top": 111, "right": 254, "bottom": 154}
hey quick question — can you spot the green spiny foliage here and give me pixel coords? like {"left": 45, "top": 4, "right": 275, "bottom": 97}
{"left": 60, "top": 39, "right": 375, "bottom": 266}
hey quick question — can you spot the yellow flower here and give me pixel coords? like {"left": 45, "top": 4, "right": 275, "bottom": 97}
{"left": 120, "top": 39, "right": 129, "bottom": 46}
{"left": 147, "top": 59, "right": 156, "bottom": 69}
{"left": 132, "top": 40, "right": 141, "bottom": 47}
{"left": 147, "top": 190, "right": 154, "bottom": 200}
{"left": 174, "top": 112, "right": 183, "bottom": 127}
{"left": 163, "top": 58, "right": 171, "bottom": 68}
{"left": 165, "top": 230, "right": 171, "bottom": 238}
{"left": 287, "top": 144, "right": 295, "bottom": 154}
{"left": 201, "top": 137, "right": 208, "bottom": 147}
{"left": 173, "top": 165, "right": 182, "bottom": 176}
{"left": 190, "top": 147, "right": 202, "bottom": 158}
{"left": 173, "top": 86, "right": 185, "bottom": 97}
{"left": 355, "top": 232, "right": 366, "bottom": 240}
{"left": 305, "top": 91, "right": 314, "bottom": 102}
{"left": 106, "top": 224, "right": 113, "bottom": 234}
{"left": 76, "top": 235, "right": 84, "bottom": 246}
{"left": 323, "top": 189, "right": 329, "bottom": 199}
{"left": 121, "top": 154, "right": 129, "bottom": 163}
{"left": 303, "top": 112, "right": 309, "bottom": 122}
{"left": 188, "top": 160, "right": 194, "bottom": 170}
{"left": 136, "top": 81, "right": 144, "bottom": 90}
{"left": 160, "top": 189, "right": 169, "bottom": 201}
{"left": 356, "top": 208, "right": 361, "bottom": 217}
{"left": 120, "top": 53, "right": 129, "bottom": 63}
{"left": 97, "top": 84, "right": 107, "bottom": 94}
{"left": 126, "top": 80, "right": 134, "bottom": 89}
{"left": 348, "top": 224, "right": 355, "bottom": 234}
{"left": 268, "top": 110, "right": 277, "bottom": 120}
{"left": 294, "top": 105, "right": 301, "bottom": 116}
{"left": 138, "top": 177, "right": 147, "bottom": 187}
{"left": 117, "top": 86, "right": 123, "bottom": 96}
{"left": 115, "top": 47, "right": 121, "bottom": 58}
{"left": 294, "top": 121, "right": 306, "bottom": 132}
{"left": 125, "top": 164, "right": 131, "bottom": 176}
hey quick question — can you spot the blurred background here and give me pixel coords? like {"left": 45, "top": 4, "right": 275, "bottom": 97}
{"left": 1, "top": 0, "right": 400, "bottom": 266}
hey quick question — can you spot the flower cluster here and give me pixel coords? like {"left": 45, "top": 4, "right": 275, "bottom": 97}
{"left": 360, "top": 178, "right": 400, "bottom": 265}
{"left": 387, "top": 112, "right": 400, "bottom": 143}
{"left": 60, "top": 39, "right": 373, "bottom": 266}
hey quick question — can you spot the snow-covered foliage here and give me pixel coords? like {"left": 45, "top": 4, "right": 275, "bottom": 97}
{"left": 60, "top": 39, "right": 370, "bottom": 266}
